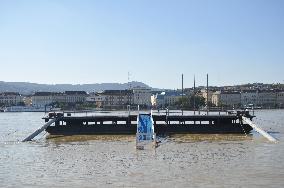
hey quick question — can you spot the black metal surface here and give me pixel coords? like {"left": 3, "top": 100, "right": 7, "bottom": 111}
{"left": 44, "top": 114, "right": 252, "bottom": 135}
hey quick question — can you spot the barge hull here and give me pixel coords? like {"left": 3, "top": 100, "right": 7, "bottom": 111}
{"left": 44, "top": 114, "right": 253, "bottom": 135}
{"left": 46, "top": 124, "right": 252, "bottom": 135}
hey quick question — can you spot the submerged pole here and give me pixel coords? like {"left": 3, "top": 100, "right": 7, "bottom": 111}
{"left": 242, "top": 117, "right": 277, "bottom": 143}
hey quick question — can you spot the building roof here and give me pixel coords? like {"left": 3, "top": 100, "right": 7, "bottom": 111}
{"left": 241, "top": 90, "right": 258, "bottom": 93}
{"left": 257, "top": 90, "right": 276, "bottom": 94}
{"left": 64, "top": 91, "right": 87, "bottom": 95}
{"left": 221, "top": 91, "right": 241, "bottom": 94}
{"left": 0, "top": 92, "right": 21, "bottom": 96}
{"left": 33, "top": 92, "right": 63, "bottom": 96}
{"left": 132, "top": 87, "right": 151, "bottom": 91}
{"left": 101, "top": 90, "right": 133, "bottom": 95}
{"left": 33, "top": 91, "right": 87, "bottom": 96}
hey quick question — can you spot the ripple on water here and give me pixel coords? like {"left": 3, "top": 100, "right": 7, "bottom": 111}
{"left": 0, "top": 110, "right": 284, "bottom": 187}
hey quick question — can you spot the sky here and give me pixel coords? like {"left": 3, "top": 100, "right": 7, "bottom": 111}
{"left": 0, "top": 0, "right": 284, "bottom": 89}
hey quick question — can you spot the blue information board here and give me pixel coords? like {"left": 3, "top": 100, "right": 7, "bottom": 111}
{"left": 137, "top": 114, "right": 154, "bottom": 141}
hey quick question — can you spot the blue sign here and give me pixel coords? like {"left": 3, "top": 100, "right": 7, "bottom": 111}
{"left": 137, "top": 114, "right": 154, "bottom": 141}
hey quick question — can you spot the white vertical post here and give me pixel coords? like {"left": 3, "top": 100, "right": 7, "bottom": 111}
{"left": 127, "top": 105, "right": 130, "bottom": 116}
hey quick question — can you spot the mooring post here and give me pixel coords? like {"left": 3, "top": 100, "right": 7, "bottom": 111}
{"left": 166, "top": 113, "right": 168, "bottom": 125}
{"left": 167, "top": 108, "right": 169, "bottom": 116}
{"left": 127, "top": 105, "right": 130, "bottom": 116}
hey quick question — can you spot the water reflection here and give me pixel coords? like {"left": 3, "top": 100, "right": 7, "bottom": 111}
{"left": 46, "top": 133, "right": 253, "bottom": 144}
{"left": 169, "top": 133, "right": 253, "bottom": 143}
{"left": 46, "top": 134, "right": 135, "bottom": 143}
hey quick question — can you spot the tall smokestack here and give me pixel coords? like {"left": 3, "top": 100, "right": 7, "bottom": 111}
{"left": 182, "top": 74, "right": 184, "bottom": 115}
{"left": 182, "top": 74, "right": 184, "bottom": 96}
{"left": 207, "top": 74, "right": 209, "bottom": 115}
{"left": 194, "top": 75, "right": 196, "bottom": 115}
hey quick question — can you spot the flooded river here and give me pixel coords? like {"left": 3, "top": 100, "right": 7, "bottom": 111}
{"left": 0, "top": 110, "right": 283, "bottom": 187}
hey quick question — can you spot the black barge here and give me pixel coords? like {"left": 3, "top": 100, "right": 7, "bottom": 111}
{"left": 44, "top": 111, "right": 253, "bottom": 135}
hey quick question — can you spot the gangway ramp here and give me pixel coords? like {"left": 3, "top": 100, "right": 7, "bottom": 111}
{"left": 242, "top": 116, "right": 277, "bottom": 143}
{"left": 22, "top": 118, "right": 60, "bottom": 142}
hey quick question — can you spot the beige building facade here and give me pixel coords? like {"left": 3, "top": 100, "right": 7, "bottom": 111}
{"left": 0, "top": 92, "right": 23, "bottom": 106}
{"left": 32, "top": 91, "right": 87, "bottom": 107}
{"left": 132, "top": 87, "right": 152, "bottom": 107}
{"left": 211, "top": 91, "right": 241, "bottom": 107}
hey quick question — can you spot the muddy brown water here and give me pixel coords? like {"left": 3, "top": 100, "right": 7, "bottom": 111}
{"left": 0, "top": 110, "right": 283, "bottom": 187}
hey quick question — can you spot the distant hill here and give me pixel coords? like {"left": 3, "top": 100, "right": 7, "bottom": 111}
{"left": 0, "top": 81, "right": 152, "bottom": 95}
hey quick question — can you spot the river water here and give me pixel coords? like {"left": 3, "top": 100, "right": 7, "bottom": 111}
{"left": 0, "top": 110, "right": 283, "bottom": 187}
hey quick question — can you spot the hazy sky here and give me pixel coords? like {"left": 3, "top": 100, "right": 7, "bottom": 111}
{"left": 0, "top": 0, "right": 283, "bottom": 89}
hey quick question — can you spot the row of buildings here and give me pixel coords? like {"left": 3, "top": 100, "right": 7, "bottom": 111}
{"left": 1, "top": 86, "right": 284, "bottom": 109}
{"left": 203, "top": 90, "right": 284, "bottom": 108}
{"left": 0, "top": 91, "right": 88, "bottom": 107}
{"left": 0, "top": 87, "right": 154, "bottom": 109}
{"left": 31, "top": 91, "right": 88, "bottom": 106}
